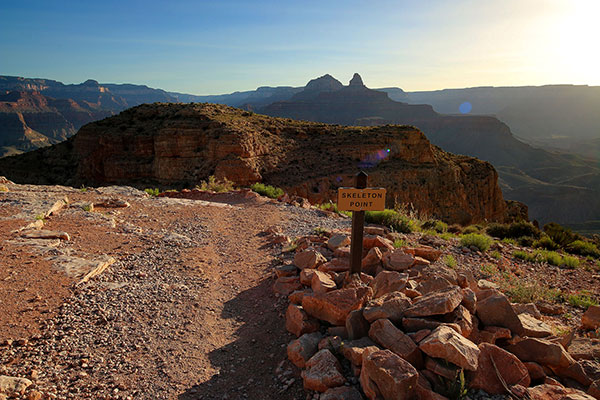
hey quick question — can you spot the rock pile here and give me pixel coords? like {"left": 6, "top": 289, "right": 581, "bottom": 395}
{"left": 274, "top": 228, "right": 600, "bottom": 399}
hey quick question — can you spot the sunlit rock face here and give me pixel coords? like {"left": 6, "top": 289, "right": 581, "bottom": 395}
{"left": 0, "top": 102, "right": 507, "bottom": 224}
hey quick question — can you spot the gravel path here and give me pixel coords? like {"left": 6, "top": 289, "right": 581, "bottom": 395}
{"left": 1, "top": 188, "right": 349, "bottom": 399}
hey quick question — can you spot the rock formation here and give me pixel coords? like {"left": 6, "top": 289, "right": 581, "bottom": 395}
{"left": 0, "top": 102, "right": 508, "bottom": 224}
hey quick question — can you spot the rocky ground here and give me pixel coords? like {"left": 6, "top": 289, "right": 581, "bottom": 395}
{"left": 1, "top": 178, "right": 600, "bottom": 399}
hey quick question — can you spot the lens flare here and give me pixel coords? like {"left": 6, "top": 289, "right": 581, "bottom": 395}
{"left": 459, "top": 102, "right": 472, "bottom": 114}
{"left": 358, "top": 148, "right": 391, "bottom": 168}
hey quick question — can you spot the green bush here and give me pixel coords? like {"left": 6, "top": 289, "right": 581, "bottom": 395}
{"left": 567, "top": 292, "right": 598, "bottom": 309}
{"left": 393, "top": 239, "right": 406, "bottom": 248}
{"left": 460, "top": 233, "right": 492, "bottom": 252}
{"left": 250, "top": 183, "right": 284, "bottom": 199}
{"left": 533, "top": 235, "right": 560, "bottom": 251}
{"left": 567, "top": 240, "right": 600, "bottom": 258}
{"left": 365, "top": 209, "right": 416, "bottom": 233}
{"left": 543, "top": 251, "right": 563, "bottom": 266}
{"left": 444, "top": 255, "right": 457, "bottom": 269}
{"left": 197, "top": 175, "right": 235, "bottom": 192}
{"left": 504, "top": 282, "right": 562, "bottom": 304}
{"left": 421, "top": 219, "right": 448, "bottom": 233}
{"left": 513, "top": 250, "right": 534, "bottom": 262}
{"left": 518, "top": 236, "right": 535, "bottom": 247}
{"left": 508, "top": 221, "right": 540, "bottom": 239}
{"left": 490, "top": 250, "right": 501, "bottom": 259}
{"left": 144, "top": 188, "right": 160, "bottom": 196}
{"left": 562, "top": 255, "right": 580, "bottom": 269}
{"left": 486, "top": 223, "right": 509, "bottom": 238}
{"left": 544, "top": 222, "right": 579, "bottom": 247}
{"left": 462, "top": 225, "right": 482, "bottom": 234}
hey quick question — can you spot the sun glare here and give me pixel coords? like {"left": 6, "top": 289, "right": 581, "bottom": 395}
{"left": 555, "top": 1, "right": 600, "bottom": 85}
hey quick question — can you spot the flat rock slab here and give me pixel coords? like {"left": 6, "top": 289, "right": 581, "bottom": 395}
{"left": 518, "top": 313, "right": 552, "bottom": 338}
{"left": 21, "top": 229, "right": 70, "bottom": 241}
{"left": 302, "top": 349, "right": 345, "bottom": 392}
{"left": 360, "top": 349, "right": 418, "bottom": 400}
{"left": 302, "top": 286, "right": 372, "bottom": 326}
{"left": 0, "top": 375, "right": 33, "bottom": 395}
{"left": 419, "top": 325, "right": 480, "bottom": 371}
{"left": 404, "top": 286, "right": 463, "bottom": 318}
{"left": 582, "top": 305, "right": 600, "bottom": 330}
{"left": 476, "top": 289, "right": 524, "bottom": 335}
{"left": 47, "top": 254, "right": 116, "bottom": 285}
{"left": 505, "top": 337, "right": 574, "bottom": 368}
{"left": 468, "top": 343, "right": 530, "bottom": 394}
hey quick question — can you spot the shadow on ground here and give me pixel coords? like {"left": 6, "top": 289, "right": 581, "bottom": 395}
{"left": 178, "top": 278, "right": 305, "bottom": 400}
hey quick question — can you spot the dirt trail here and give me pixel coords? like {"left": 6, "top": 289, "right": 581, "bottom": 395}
{"left": 1, "top": 187, "right": 335, "bottom": 399}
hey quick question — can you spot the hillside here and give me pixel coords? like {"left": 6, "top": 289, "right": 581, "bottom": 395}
{"left": 257, "top": 74, "right": 600, "bottom": 228}
{"left": 382, "top": 85, "right": 600, "bottom": 152}
{"left": 0, "top": 102, "right": 509, "bottom": 225}
{"left": 0, "top": 76, "right": 177, "bottom": 156}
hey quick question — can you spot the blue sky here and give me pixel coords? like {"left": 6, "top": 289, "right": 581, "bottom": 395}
{"left": 1, "top": 0, "right": 598, "bottom": 94}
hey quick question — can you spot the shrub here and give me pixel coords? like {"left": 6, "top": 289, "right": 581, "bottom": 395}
{"left": 462, "top": 225, "right": 482, "bottom": 235}
{"left": 502, "top": 238, "right": 518, "bottom": 246}
{"left": 460, "top": 233, "right": 492, "bottom": 252}
{"left": 144, "top": 188, "right": 160, "bottom": 196}
{"left": 513, "top": 250, "right": 534, "bottom": 262}
{"left": 504, "top": 281, "right": 562, "bottom": 304}
{"left": 543, "top": 251, "right": 563, "bottom": 266}
{"left": 533, "top": 236, "right": 560, "bottom": 251}
{"left": 439, "top": 232, "right": 456, "bottom": 241}
{"left": 250, "top": 183, "right": 284, "bottom": 199}
{"left": 508, "top": 221, "right": 540, "bottom": 239}
{"left": 198, "top": 175, "right": 235, "bottom": 192}
{"left": 393, "top": 239, "right": 406, "bottom": 248}
{"left": 480, "top": 264, "right": 499, "bottom": 277}
{"left": 444, "top": 255, "right": 457, "bottom": 269}
{"left": 365, "top": 209, "right": 416, "bottom": 233}
{"left": 447, "top": 224, "right": 463, "bottom": 234}
{"left": 567, "top": 291, "right": 598, "bottom": 309}
{"left": 421, "top": 219, "right": 448, "bottom": 233}
{"left": 486, "top": 223, "right": 509, "bottom": 239}
{"left": 562, "top": 255, "right": 580, "bottom": 269}
{"left": 567, "top": 240, "right": 600, "bottom": 258}
{"left": 490, "top": 250, "right": 501, "bottom": 259}
{"left": 544, "top": 222, "right": 579, "bottom": 247}
{"left": 518, "top": 236, "right": 535, "bottom": 247}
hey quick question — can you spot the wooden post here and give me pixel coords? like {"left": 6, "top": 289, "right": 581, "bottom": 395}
{"left": 349, "top": 171, "right": 368, "bottom": 275}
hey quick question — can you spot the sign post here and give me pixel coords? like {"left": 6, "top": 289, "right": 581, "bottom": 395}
{"left": 337, "top": 171, "right": 386, "bottom": 276}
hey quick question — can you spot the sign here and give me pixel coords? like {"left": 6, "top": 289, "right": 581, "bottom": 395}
{"left": 337, "top": 188, "right": 386, "bottom": 211}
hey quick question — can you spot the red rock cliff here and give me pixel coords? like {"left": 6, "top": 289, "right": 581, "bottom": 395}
{"left": 69, "top": 103, "right": 507, "bottom": 224}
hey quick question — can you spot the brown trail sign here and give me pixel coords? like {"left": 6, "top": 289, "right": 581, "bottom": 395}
{"left": 337, "top": 171, "right": 386, "bottom": 275}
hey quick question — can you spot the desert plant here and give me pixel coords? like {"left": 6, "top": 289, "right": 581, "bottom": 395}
{"left": 480, "top": 264, "right": 499, "bottom": 277}
{"left": 486, "top": 223, "right": 509, "bottom": 239}
{"left": 490, "top": 250, "right": 501, "bottom": 259}
{"left": 508, "top": 221, "right": 540, "bottom": 239}
{"left": 517, "top": 236, "right": 535, "bottom": 247}
{"left": 393, "top": 239, "right": 406, "bottom": 248}
{"left": 444, "top": 255, "right": 457, "bottom": 269}
{"left": 513, "top": 250, "right": 534, "bottom": 262}
{"left": 460, "top": 233, "right": 492, "bottom": 252}
{"left": 198, "top": 175, "right": 235, "bottom": 192}
{"left": 503, "top": 281, "right": 562, "bottom": 304}
{"left": 144, "top": 188, "right": 160, "bottom": 196}
{"left": 544, "top": 222, "right": 579, "bottom": 247}
{"left": 365, "top": 209, "right": 416, "bottom": 233}
{"left": 421, "top": 219, "right": 448, "bottom": 233}
{"left": 562, "top": 255, "right": 580, "bottom": 269}
{"left": 462, "top": 225, "right": 482, "bottom": 235}
{"left": 566, "top": 291, "right": 598, "bottom": 309}
{"left": 533, "top": 235, "right": 560, "bottom": 251}
{"left": 250, "top": 183, "right": 284, "bottom": 199}
{"left": 567, "top": 240, "right": 600, "bottom": 258}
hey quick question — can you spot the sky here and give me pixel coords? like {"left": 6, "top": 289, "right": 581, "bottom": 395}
{"left": 1, "top": 0, "right": 598, "bottom": 94}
